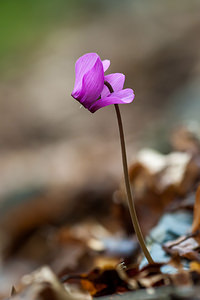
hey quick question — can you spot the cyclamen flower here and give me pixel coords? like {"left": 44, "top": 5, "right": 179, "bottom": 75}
{"left": 70, "top": 53, "right": 153, "bottom": 264}
{"left": 71, "top": 53, "right": 134, "bottom": 113}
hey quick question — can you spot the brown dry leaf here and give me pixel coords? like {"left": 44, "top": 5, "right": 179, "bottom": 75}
{"left": 61, "top": 262, "right": 200, "bottom": 298}
{"left": 170, "top": 270, "right": 193, "bottom": 286}
{"left": 190, "top": 261, "right": 200, "bottom": 273}
{"left": 56, "top": 221, "right": 138, "bottom": 277}
{"left": 171, "top": 125, "right": 200, "bottom": 155}
{"left": 0, "top": 218, "right": 134, "bottom": 297}
{"left": 117, "top": 148, "right": 200, "bottom": 234}
{"left": 134, "top": 149, "right": 193, "bottom": 194}
{"left": 117, "top": 263, "right": 169, "bottom": 291}
{"left": 192, "top": 185, "right": 200, "bottom": 233}
{"left": 163, "top": 233, "right": 200, "bottom": 261}
{"left": 55, "top": 223, "right": 110, "bottom": 275}
{"left": 64, "top": 266, "right": 129, "bottom": 297}
{"left": 163, "top": 185, "right": 200, "bottom": 262}
{"left": 1, "top": 178, "right": 115, "bottom": 260}
{"left": 167, "top": 190, "right": 195, "bottom": 212}
{"left": 8, "top": 266, "right": 91, "bottom": 300}
{"left": 62, "top": 262, "right": 170, "bottom": 297}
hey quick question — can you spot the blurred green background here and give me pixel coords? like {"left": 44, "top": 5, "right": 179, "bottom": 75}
{"left": 0, "top": 0, "right": 126, "bottom": 78}
{"left": 0, "top": 0, "right": 88, "bottom": 77}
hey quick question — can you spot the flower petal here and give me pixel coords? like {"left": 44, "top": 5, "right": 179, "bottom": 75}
{"left": 101, "top": 73, "right": 125, "bottom": 98}
{"left": 76, "top": 57, "right": 104, "bottom": 108}
{"left": 89, "top": 88, "right": 135, "bottom": 113}
{"left": 102, "top": 59, "right": 110, "bottom": 72}
{"left": 72, "top": 53, "right": 99, "bottom": 97}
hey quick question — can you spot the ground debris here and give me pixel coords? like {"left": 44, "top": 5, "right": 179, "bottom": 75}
{"left": 61, "top": 261, "right": 200, "bottom": 298}
{"left": 6, "top": 266, "right": 91, "bottom": 300}
{"left": 3, "top": 125, "right": 200, "bottom": 299}
{"left": 163, "top": 185, "right": 200, "bottom": 262}
{"left": 116, "top": 145, "right": 200, "bottom": 235}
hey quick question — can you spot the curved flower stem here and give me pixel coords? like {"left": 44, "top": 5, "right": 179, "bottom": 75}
{"left": 104, "top": 81, "right": 154, "bottom": 264}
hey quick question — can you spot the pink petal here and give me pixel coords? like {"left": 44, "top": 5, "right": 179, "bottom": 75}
{"left": 102, "top": 59, "right": 110, "bottom": 72}
{"left": 72, "top": 53, "right": 99, "bottom": 97}
{"left": 101, "top": 73, "right": 125, "bottom": 98}
{"left": 89, "top": 88, "right": 135, "bottom": 113}
{"left": 76, "top": 57, "right": 104, "bottom": 108}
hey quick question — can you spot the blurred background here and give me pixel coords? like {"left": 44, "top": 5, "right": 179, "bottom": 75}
{"left": 1, "top": 0, "right": 200, "bottom": 296}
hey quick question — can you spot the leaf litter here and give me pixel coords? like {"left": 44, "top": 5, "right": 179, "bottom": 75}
{"left": 3, "top": 124, "right": 200, "bottom": 299}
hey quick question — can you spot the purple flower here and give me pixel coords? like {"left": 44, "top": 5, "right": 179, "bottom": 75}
{"left": 71, "top": 53, "right": 134, "bottom": 113}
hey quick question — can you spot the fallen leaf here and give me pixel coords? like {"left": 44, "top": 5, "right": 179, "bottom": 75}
{"left": 192, "top": 185, "right": 200, "bottom": 233}
{"left": 190, "top": 261, "right": 200, "bottom": 273}
{"left": 8, "top": 266, "right": 91, "bottom": 300}
{"left": 117, "top": 148, "right": 200, "bottom": 235}
{"left": 64, "top": 266, "right": 129, "bottom": 297}
{"left": 163, "top": 233, "right": 200, "bottom": 261}
{"left": 171, "top": 124, "right": 200, "bottom": 155}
